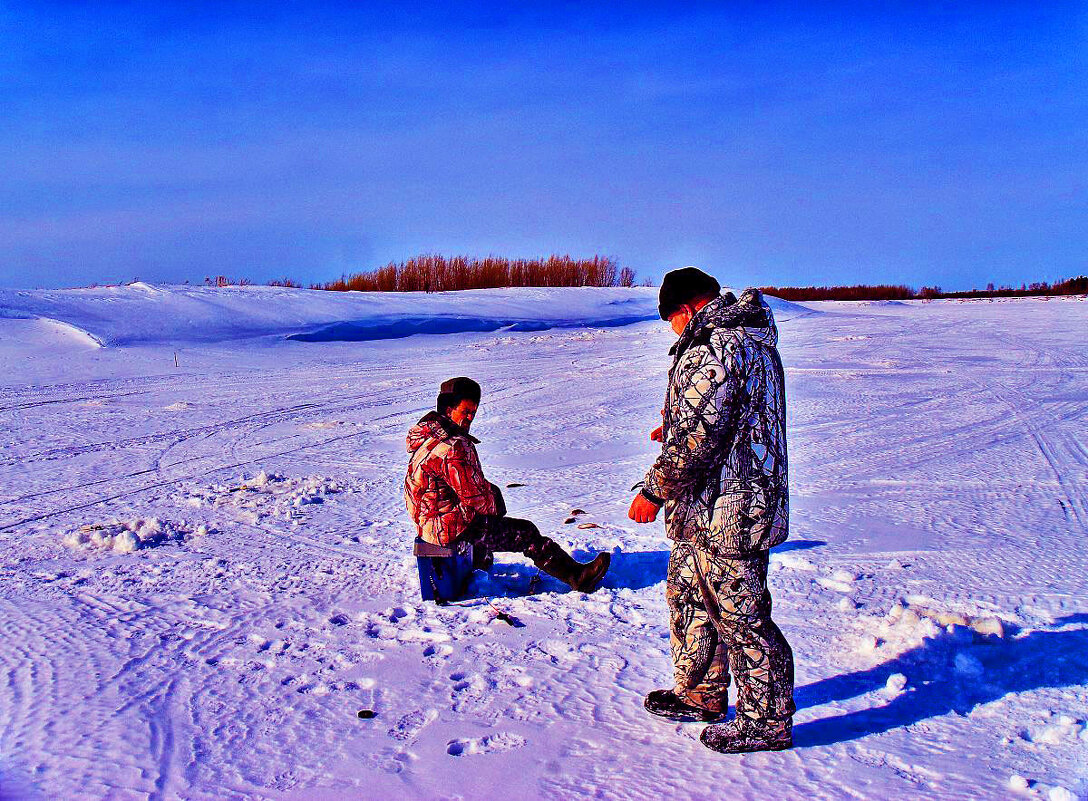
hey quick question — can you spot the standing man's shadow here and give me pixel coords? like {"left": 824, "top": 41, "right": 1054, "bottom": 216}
{"left": 795, "top": 615, "right": 1088, "bottom": 747}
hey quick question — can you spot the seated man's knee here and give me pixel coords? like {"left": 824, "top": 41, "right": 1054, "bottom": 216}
{"left": 510, "top": 517, "right": 541, "bottom": 540}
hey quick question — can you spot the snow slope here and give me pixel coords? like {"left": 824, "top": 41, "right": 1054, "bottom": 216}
{"left": 0, "top": 282, "right": 811, "bottom": 347}
{"left": 0, "top": 289, "right": 1085, "bottom": 800}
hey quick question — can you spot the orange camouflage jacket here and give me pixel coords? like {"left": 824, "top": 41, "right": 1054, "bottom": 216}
{"left": 405, "top": 411, "right": 498, "bottom": 546}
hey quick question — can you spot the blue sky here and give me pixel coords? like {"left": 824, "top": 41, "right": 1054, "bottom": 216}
{"left": 1, "top": 2, "right": 1085, "bottom": 290}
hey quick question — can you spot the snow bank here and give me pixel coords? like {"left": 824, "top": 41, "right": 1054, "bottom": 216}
{"left": 0, "top": 315, "right": 104, "bottom": 354}
{"left": 0, "top": 283, "right": 812, "bottom": 346}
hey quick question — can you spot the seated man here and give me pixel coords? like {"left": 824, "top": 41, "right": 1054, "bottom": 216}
{"left": 405, "top": 376, "right": 610, "bottom": 595}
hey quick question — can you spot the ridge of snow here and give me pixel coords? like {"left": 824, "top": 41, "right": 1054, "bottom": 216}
{"left": 0, "top": 283, "right": 813, "bottom": 347}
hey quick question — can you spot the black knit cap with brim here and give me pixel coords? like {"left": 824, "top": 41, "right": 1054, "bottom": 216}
{"left": 437, "top": 376, "right": 481, "bottom": 412}
{"left": 658, "top": 267, "right": 722, "bottom": 320}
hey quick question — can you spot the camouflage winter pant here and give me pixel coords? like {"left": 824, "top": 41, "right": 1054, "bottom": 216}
{"left": 667, "top": 542, "right": 796, "bottom": 721}
{"left": 461, "top": 515, "right": 558, "bottom": 565}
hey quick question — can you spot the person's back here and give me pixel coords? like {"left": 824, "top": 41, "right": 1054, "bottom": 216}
{"left": 405, "top": 409, "right": 495, "bottom": 547}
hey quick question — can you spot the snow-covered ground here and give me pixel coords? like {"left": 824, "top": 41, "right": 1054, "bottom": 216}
{"left": 0, "top": 285, "right": 1085, "bottom": 800}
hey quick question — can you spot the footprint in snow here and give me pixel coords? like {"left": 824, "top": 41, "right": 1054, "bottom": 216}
{"left": 388, "top": 709, "right": 438, "bottom": 743}
{"left": 447, "top": 732, "right": 527, "bottom": 756}
{"left": 422, "top": 643, "right": 453, "bottom": 659}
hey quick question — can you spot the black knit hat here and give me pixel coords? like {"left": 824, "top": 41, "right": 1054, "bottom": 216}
{"left": 658, "top": 267, "right": 722, "bottom": 320}
{"left": 437, "top": 376, "right": 481, "bottom": 412}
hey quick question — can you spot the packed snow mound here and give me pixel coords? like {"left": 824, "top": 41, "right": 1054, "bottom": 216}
{"left": 180, "top": 471, "right": 350, "bottom": 526}
{"left": 852, "top": 599, "right": 1011, "bottom": 665}
{"left": 0, "top": 315, "right": 104, "bottom": 354}
{"left": 63, "top": 518, "right": 208, "bottom": 553}
{"left": 0, "top": 283, "right": 813, "bottom": 346}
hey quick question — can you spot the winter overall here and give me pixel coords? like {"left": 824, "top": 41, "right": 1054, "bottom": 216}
{"left": 461, "top": 513, "right": 576, "bottom": 573}
{"left": 642, "top": 289, "right": 795, "bottom": 727}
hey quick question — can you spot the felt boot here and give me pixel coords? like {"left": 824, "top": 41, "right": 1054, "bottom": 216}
{"left": 534, "top": 544, "right": 610, "bottom": 592}
{"left": 700, "top": 716, "right": 792, "bottom": 753}
{"left": 644, "top": 689, "right": 726, "bottom": 723}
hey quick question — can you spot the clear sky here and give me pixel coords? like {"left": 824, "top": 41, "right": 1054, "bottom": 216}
{"left": 1, "top": 2, "right": 1085, "bottom": 290}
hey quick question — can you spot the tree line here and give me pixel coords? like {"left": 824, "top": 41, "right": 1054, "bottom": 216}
{"left": 759, "top": 276, "right": 1088, "bottom": 301}
{"left": 299, "top": 255, "right": 638, "bottom": 292}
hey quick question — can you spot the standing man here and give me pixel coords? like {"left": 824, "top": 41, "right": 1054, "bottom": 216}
{"left": 406, "top": 377, "right": 610, "bottom": 594}
{"left": 629, "top": 267, "right": 795, "bottom": 753}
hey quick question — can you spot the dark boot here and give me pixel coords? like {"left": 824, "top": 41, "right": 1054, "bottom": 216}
{"left": 644, "top": 689, "right": 726, "bottom": 723}
{"left": 533, "top": 544, "right": 610, "bottom": 593}
{"left": 700, "top": 716, "right": 792, "bottom": 753}
{"left": 572, "top": 552, "right": 610, "bottom": 592}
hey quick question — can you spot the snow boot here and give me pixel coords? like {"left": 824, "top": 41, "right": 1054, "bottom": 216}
{"left": 700, "top": 716, "right": 792, "bottom": 753}
{"left": 644, "top": 689, "right": 726, "bottom": 723}
{"left": 572, "top": 552, "right": 611, "bottom": 592}
{"left": 534, "top": 546, "right": 610, "bottom": 593}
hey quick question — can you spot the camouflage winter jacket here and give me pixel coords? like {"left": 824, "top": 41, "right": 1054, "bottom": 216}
{"left": 643, "top": 288, "right": 789, "bottom": 555}
{"left": 405, "top": 411, "right": 498, "bottom": 546}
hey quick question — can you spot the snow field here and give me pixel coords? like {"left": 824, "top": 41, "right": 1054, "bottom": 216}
{"left": 0, "top": 289, "right": 1085, "bottom": 799}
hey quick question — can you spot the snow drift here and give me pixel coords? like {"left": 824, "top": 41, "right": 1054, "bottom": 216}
{"left": 0, "top": 282, "right": 813, "bottom": 347}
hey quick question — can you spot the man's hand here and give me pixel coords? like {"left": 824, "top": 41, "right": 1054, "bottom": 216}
{"left": 650, "top": 408, "right": 665, "bottom": 442}
{"left": 628, "top": 493, "right": 661, "bottom": 523}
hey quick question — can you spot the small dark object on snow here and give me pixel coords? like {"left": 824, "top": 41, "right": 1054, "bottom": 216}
{"left": 493, "top": 610, "right": 525, "bottom": 628}
{"left": 564, "top": 517, "right": 576, "bottom": 524}
{"left": 486, "top": 599, "right": 525, "bottom": 627}
{"left": 570, "top": 508, "right": 586, "bottom": 516}
{"left": 357, "top": 709, "right": 376, "bottom": 719}
{"left": 644, "top": 689, "right": 726, "bottom": 723}
{"left": 506, "top": 482, "right": 525, "bottom": 488}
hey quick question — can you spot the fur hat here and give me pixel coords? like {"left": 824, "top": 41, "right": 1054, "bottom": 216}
{"left": 658, "top": 267, "right": 722, "bottom": 320}
{"left": 437, "top": 376, "right": 481, "bottom": 412}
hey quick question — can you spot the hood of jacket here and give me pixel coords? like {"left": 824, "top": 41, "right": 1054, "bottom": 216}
{"left": 671, "top": 287, "right": 778, "bottom": 359}
{"left": 406, "top": 410, "right": 479, "bottom": 453}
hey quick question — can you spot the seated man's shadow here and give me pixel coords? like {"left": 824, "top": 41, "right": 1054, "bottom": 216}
{"left": 591, "top": 539, "right": 826, "bottom": 593}
{"left": 470, "top": 550, "right": 672, "bottom": 597}
{"left": 471, "top": 538, "right": 827, "bottom": 597}
{"left": 795, "top": 614, "right": 1088, "bottom": 747}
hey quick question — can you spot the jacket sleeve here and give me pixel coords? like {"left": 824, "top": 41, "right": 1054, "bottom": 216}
{"left": 643, "top": 339, "right": 743, "bottom": 503}
{"left": 439, "top": 439, "right": 499, "bottom": 517}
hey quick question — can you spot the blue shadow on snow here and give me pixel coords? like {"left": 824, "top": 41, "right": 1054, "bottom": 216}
{"left": 467, "top": 539, "right": 827, "bottom": 598}
{"left": 794, "top": 614, "right": 1088, "bottom": 747}
{"left": 288, "top": 313, "right": 657, "bottom": 342}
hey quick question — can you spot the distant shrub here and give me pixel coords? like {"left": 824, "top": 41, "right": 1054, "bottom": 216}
{"left": 315, "top": 254, "right": 635, "bottom": 292}
{"left": 205, "top": 276, "right": 252, "bottom": 288}
{"left": 761, "top": 277, "right": 1088, "bottom": 301}
{"left": 935, "top": 275, "right": 1088, "bottom": 298}
{"left": 267, "top": 278, "right": 302, "bottom": 288}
